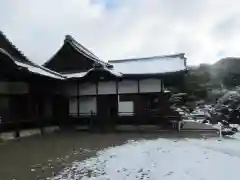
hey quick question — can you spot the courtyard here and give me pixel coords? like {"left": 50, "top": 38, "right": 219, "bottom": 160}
{"left": 0, "top": 129, "right": 231, "bottom": 180}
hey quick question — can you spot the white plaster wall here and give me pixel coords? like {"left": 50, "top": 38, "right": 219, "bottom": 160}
{"left": 118, "top": 101, "right": 134, "bottom": 116}
{"left": 139, "top": 79, "right": 161, "bottom": 93}
{"left": 118, "top": 80, "right": 138, "bottom": 94}
{"left": 0, "top": 82, "right": 28, "bottom": 94}
{"left": 79, "top": 97, "right": 97, "bottom": 115}
{"left": 98, "top": 81, "right": 116, "bottom": 95}
{"left": 79, "top": 83, "right": 96, "bottom": 95}
{"left": 69, "top": 98, "right": 77, "bottom": 116}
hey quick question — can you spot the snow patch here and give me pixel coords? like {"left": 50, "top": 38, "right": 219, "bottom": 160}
{"left": 51, "top": 138, "right": 240, "bottom": 180}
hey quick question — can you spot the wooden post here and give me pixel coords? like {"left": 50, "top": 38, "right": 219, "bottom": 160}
{"left": 219, "top": 124, "right": 223, "bottom": 138}
{"left": 77, "top": 81, "right": 80, "bottom": 117}
{"left": 161, "top": 79, "right": 164, "bottom": 92}
{"left": 40, "top": 121, "right": 45, "bottom": 136}
{"left": 14, "top": 122, "right": 20, "bottom": 139}
{"left": 13, "top": 114, "right": 20, "bottom": 139}
{"left": 137, "top": 79, "right": 140, "bottom": 93}
{"left": 177, "top": 121, "right": 181, "bottom": 132}
{"left": 113, "top": 80, "right": 119, "bottom": 131}
{"left": 137, "top": 79, "right": 140, "bottom": 128}
{"left": 95, "top": 81, "right": 99, "bottom": 132}
{"left": 219, "top": 127, "right": 222, "bottom": 138}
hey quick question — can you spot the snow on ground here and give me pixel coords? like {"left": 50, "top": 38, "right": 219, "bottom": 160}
{"left": 51, "top": 137, "right": 240, "bottom": 180}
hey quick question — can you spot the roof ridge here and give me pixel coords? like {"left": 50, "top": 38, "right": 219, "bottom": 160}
{"left": 64, "top": 35, "right": 112, "bottom": 67}
{"left": 65, "top": 35, "right": 98, "bottom": 59}
{"left": 108, "top": 53, "right": 185, "bottom": 63}
{"left": 0, "top": 31, "right": 30, "bottom": 63}
{"left": 43, "top": 35, "right": 113, "bottom": 68}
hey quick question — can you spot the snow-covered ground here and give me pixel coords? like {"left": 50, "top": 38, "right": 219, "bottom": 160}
{"left": 51, "top": 136, "right": 240, "bottom": 180}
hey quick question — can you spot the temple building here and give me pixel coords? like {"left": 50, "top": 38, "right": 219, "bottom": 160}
{"left": 44, "top": 35, "right": 187, "bottom": 123}
{"left": 0, "top": 32, "right": 187, "bottom": 129}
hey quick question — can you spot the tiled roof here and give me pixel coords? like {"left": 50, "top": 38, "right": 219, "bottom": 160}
{"left": 0, "top": 31, "right": 30, "bottom": 63}
{"left": 64, "top": 67, "right": 122, "bottom": 79}
{"left": 108, "top": 53, "right": 187, "bottom": 75}
{"left": 14, "top": 61, "right": 65, "bottom": 80}
{"left": 65, "top": 35, "right": 112, "bottom": 67}
{"left": 0, "top": 48, "right": 65, "bottom": 80}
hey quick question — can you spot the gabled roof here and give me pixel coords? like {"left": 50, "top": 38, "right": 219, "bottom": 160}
{"left": 0, "top": 31, "right": 65, "bottom": 80}
{"left": 64, "top": 35, "right": 111, "bottom": 67}
{"left": 0, "top": 31, "right": 30, "bottom": 63}
{"left": 108, "top": 53, "right": 187, "bottom": 75}
{"left": 43, "top": 35, "right": 112, "bottom": 73}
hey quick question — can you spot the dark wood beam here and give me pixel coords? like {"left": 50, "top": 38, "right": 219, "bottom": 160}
{"left": 96, "top": 81, "right": 98, "bottom": 115}
{"left": 160, "top": 79, "right": 163, "bottom": 92}
{"left": 116, "top": 80, "right": 119, "bottom": 95}
{"left": 116, "top": 80, "right": 119, "bottom": 117}
{"left": 96, "top": 81, "right": 98, "bottom": 95}
{"left": 77, "top": 81, "right": 80, "bottom": 116}
{"left": 137, "top": 79, "right": 140, "bottom": 93}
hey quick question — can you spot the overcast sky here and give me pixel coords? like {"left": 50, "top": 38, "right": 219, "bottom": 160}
{"left": 1, "top": 0, "right": 240, "bottom": 65}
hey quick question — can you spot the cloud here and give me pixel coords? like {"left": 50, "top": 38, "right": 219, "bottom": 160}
{"left": 1, "top": 0, "right": 240, "bottom": 65}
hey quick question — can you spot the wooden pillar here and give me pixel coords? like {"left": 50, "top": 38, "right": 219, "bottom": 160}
{"left": 96, "top": 81, "right": 98, "bottom": 95}
{"left": 177, "top": 121, "right": 181, "bottom": 132}
{"left": 95, "top": 81, "right": 99, "bottom": 131}
{"left": 137, "top": 79, "right": 140, "bottom": 93}
{"left": 96, "top": 81, "right": 98, "bottom": 115}
{"left": 161, "top": 79, "right": 164, "bottom": 92}
{"left": 77, "top": 81, "right": 80, "bottom": 116}
{"left": 116, "top": 80, "right": 119, "bottom": 114}
{"left": 114, "top": 80, "right": 119, "bottom": 131}
{"left": 116, "top": 80, "right": 119, "bottom": 95}
{"left": 137, "top": 79, "right": 140, "bottom": 126}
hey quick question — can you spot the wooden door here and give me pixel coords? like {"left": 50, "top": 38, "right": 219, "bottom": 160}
{"left": 97, "top": 95, "right": 118, "bottom": 117}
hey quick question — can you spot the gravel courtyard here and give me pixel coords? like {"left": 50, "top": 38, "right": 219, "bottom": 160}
{"left": 51, "top": 133, "right": 240, "bottom": 180}
{"left": 0, "top": 130, "right": 219, "bottom": 180}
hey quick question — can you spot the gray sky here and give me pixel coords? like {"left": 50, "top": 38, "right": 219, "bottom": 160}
{"left": 1, "top": 0, "right": 240, "bottom": 65}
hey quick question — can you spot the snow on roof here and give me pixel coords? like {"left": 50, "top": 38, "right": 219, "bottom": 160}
{"left": 0, "top": 31, "right": 30, "bottom": 63}
{"left": 0, "top": 48, "right": 14, "bottom": 59}
{"left": 65, "top": 35, "right": 100, "bottom": 60}
{"left": 14, "top": 61, "right": 65, "bottom": 80}
{"left": 63, "top": 72, "right": 88, "bottom": 78}
{"left": 108, "top": 53, "right": 187, "bottom": 75}
{"left": 64, "top": 35, "right": 112, "bottom": 67}
{"left": 88, "top": 67, "right": 122, "bottom": 77}
{"left": 0, "top": 46, "right": 65, "bottom": 80}
{"left": 64, "top": 67, "right": 122, "bottom": 79}
{"left": 43, "top": 35, "right": 113, "bottom": 69}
